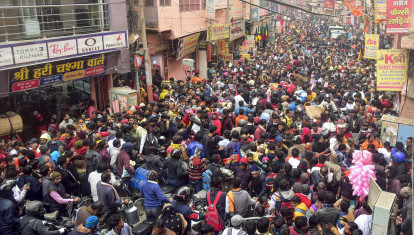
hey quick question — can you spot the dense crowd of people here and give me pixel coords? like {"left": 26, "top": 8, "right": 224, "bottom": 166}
{"left": 0, "top": 15, "right": 412, "bottom": 235}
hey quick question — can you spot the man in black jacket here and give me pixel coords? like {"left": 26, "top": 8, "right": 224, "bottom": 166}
{"left": 249, "top": 165, "right": 267, "bottom": 199}
{"left": 20, "top": 200, "right": 65, "bottom": 235}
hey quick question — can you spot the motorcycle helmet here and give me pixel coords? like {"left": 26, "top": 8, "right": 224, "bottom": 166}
{"left": 174, "top": 186, "right": 191, "bottom": 202}
{"left": 26, "top": 200, "right": 46, "bottom": 217}
{"left": 324, "top": 93, "right": 331, "bottom": 102}
{"left": 171, "top": 149, "right": 182, "bottom": 159}
{"left": 146, "top": 170, "right": 158, "bottom": 181}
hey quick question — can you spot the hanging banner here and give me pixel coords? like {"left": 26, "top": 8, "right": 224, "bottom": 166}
{"left": 207, "top": 24, "right": 230, "bottom": 41}
{"left": 364, "top": 34, "right": 380, "bottom": 59}
{"left": 344, "top": 0, "right": 364, "bottom": 17}
{"left": 324, "top": 0, "right": 335, "bottom": 9}
{"left": 207, "top": 45, "right": 212, "bottom": 62}
{"left": 374, "top": 0, "right": 386, "bottom": 22}
{"left": 177, "top": 33, "right": 200, "bottom": 59}
{"left": 218, "top": 39, "right": 226, "bottom": 55}
{"left": 206, "top": 0, "right": 216, "bottom": 19}
{"left": 251, "top": 8, "right": 259, "bottom": 22}
{"left": 386, "top": 0, "right": 410, "bottom": 34}
{"left": 376, "top": 49, "right": 408, "bottom": 91}
{"left": 10, "top": 54, "right": 107, "bottom": 92}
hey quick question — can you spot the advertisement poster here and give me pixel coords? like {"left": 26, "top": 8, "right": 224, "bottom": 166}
{"left": 324, "top": 0, "right": 335, "bottom": 9}
{"left": 364, "top": 34, "right": 380, "bottom": 59}
{"left": 381, "top": 121, "right": 398, "bottom": 145}
{"left": 374, "top": 0, "right": 386, "bottom": 22}
{"left": 386, "top": 0, "right": 410, "bottom": 34}
{"left": 177, "top": 33, "right": 200, "bottom": 59}
{"left": 206, "top": 0, "right": 216, "bottom": 19}
{"left": 10, "top": 54, "right": 106, "bottom": 92}
{"left": 376, "top": 49, "right": 408, "bottom": 91}
{"left": 207, "top": 24, "right": 230, "bottom": 41}
{"left": 118, "top": 95, "right": 128, "bottom": 111}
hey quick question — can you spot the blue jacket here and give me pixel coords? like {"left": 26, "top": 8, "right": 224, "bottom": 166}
{"left": 187, "top": 141, "right": 205, "bottom": 158}
{"left": 141, "top": 181, "right": 170, "bottom": 208}
{"left": 0, "top": 198, "right": 20, "bottom": 235}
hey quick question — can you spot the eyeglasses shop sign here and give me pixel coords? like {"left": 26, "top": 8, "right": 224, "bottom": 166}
{"left": 0, "top": 31, "right": 128, "bottom": 70}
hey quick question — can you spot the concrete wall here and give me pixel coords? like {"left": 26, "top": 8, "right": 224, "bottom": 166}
{"left": 108, "top": 0, "right": 130, "bottom": 73}
{"left": 158, "top": 6, "right": 207, "bottom": 39}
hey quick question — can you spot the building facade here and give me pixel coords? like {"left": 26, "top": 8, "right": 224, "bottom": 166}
{"left": 0, "top": 0, "right": 129, "bottom": 124}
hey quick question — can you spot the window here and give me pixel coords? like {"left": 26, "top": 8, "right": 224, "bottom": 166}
{"left": 145, "top": 0, "right": 154, "bottom": 6}
{"left": 160, "top": 0, "right": 171, "bottom": 6}
{"left": 179, "top": 0, "right": 200, "bottom": 11}
{"left": 0, "top": 1, "right": 108, "bottom": 42}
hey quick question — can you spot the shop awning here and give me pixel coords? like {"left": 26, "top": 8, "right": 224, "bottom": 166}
{"left": 149, "top": 44, "right": 169, "bottom": 55}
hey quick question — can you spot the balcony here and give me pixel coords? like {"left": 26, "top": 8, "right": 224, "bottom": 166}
{"left": 0, "top": 1, "right": 110, "bottom": 43}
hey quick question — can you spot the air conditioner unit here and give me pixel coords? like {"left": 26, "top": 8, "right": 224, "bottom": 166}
{"left": 20, "top": 0, "right": 41, "bottom": 37}
{"left": 23, "top": 20, "right": 41, "bottom": 36}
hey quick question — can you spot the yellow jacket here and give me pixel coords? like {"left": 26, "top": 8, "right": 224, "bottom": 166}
{"left": 293, "top": 203, "right": 309, "bottom": 221}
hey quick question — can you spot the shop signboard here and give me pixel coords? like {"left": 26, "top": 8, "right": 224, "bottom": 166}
{"left": 364, "top": 34, "right": 380, "bottom": 59}
{"left": 207, "top": 24, "right": 230, "bottom": 41}
{"left": 376, "top": 49, "right": 408, "bottom": 91}
{"left": 177, "top": 33, "right": 200, "bottom": 59}
{"left": 0, "top": 31, "right": 127, "bottom": 71}
{"left": 10, "top": 54, "right": 107, "bottom": 92}
{"left": 216, "top": 0, "right": 227, "bottom": 9}
{"left": 231, "top": 0, "right": 243, "bottom": 19}
{"left": 386, "top": 0, "right": 410, "bottom": 34}
{"left": 0, "top": 47, "right": 14, "bottom": 67}
{"left": 230, "top": 19, "right": 244, "bottom": 41}
{"left": 220, "top": 53, "right": 233, "bottom": 63}
{"left": 13, "top": 43, "right": 48, "bottom": 64}
{"left": 374, "top": 0, "right": 386, "bottom": 22}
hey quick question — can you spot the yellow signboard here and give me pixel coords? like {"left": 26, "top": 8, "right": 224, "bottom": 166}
{"left": 240, "top": 54, "right": 250, "bottom": 60}
{"left": 207, "top": 24, "right": 230, "bottom": 41}
{"left": 364, "top": 34, "right": 380, "bottom": 59}
{"left": 220, "top": 53, "right": 233, "bottom": 63}
{"left": 376, "top": 49, "right": 408, "bottom": 91}
{"left": 177, "top": 33, "right": 200, "bottom": 59}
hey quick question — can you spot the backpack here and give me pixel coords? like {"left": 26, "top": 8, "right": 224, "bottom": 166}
{"left": 227, "top": 227, "right": 244, "bottom": 235}
{"left": 230, "top": 142, "right": 241, "bottom": 156}
{"left": 143, "top": 133, "right": 159, "bottom": 155}
{"left": 206, "top": 191, "right": 225, "bottom": 232}
{"left": 202, "top": 170, "right": 212, "bottom": 191}
{"left": 295, "top": 207, "right": 312, "bottom": 221}
{"left": 278, "top": 191, "right": 292, "bottom": 210}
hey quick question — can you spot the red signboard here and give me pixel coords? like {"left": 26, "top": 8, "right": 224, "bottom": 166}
{"left": 386, "top": 0, "right": 410, "bottom": 34}
{"left": 85, "top": 66, "right": 105, "bottom": 77}
{"left": 324, "top": 0, "right": 335, "bottom": 9}
{"left": 12, "top": 79, "right": 40, "bottom": 92}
